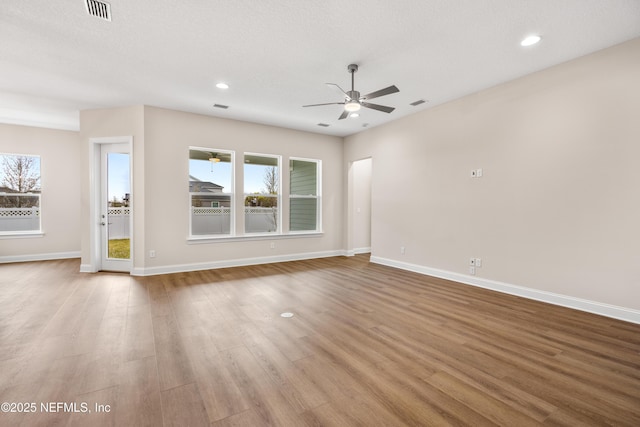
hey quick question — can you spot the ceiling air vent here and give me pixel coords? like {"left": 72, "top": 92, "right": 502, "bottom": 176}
{"left": 85, "top": 0, "right": 111, "bottom": 21}
{"left": 410, "top": 99, "right": 427, "bottom": 106}
{"left": 213, "top": 104, "right": 229, "bottom": 109}
{"left": 317, "top": 123, "right": 330, "bottom": 127}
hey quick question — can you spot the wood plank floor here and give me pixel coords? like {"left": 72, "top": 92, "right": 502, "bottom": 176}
{"left": 1, "top": 255, "right": 639, "bottom": 426}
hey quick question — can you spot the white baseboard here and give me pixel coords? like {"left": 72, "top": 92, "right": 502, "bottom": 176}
{"left": 346, "top": 247, "right": 371, "bottom": 256}
{"left": 131, "top": 249, "right": 348, "bottom": 276}
{"left": 0, "top": 251, "right": 81, "bottom": 264}
{"left": 370, "top": 256, "right": 640, "bottom": 325}
{"left": 79, "top": 264, "right": 97, "bottom": 273}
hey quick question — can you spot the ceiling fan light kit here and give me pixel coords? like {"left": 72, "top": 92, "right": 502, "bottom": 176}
{"left": 303, "top": 64, "right": 399, "bottom": 120}
{"left": 345, "top": 100, "right": 361, "bottom": 112}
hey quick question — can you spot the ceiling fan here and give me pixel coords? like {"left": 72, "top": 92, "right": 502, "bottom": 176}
{"left": 189, "top": 149, "right": 231, "bottom": 163}
{"left": 303, "top": 64, "right": 399, "bottom": 120}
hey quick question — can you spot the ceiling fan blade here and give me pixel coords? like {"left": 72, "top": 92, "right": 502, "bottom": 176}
{"left": 361, "top": 102, "right": 395, "bottom": 113}
{"left": 326, "top": 83, "right": 351, "bottom": 100}
{"left": 361, "top": 85, "right": 399, "bottom": 101}
{"left": 338, "top": 110, "right": 350, "bottom": 120}
{"left": 303, "top": 102, "right": 345, "bottom": 107}
{"left": 189, "top": 149, "right": 212, "bottom": 161}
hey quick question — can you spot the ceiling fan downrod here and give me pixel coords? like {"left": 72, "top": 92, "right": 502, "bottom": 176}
{"left": 347, "top": 64, "right": 360, "bottom": 101}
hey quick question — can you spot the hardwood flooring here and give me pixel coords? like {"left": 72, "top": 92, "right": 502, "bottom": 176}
{"left": 0, "top": 255, "right": 639, "bottom": 426}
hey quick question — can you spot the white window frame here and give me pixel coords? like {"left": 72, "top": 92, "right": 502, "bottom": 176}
{"left": 289, "top": 157, "right": 322, "bottom": 233}
{"left": 188, "top": 147, "right": 235, "bottom": 239}
{"left": 243, "top": 152, "right": 281, "bottom": 235}
{"left": 0, "top": 153, "right": 43, "bottom": 238}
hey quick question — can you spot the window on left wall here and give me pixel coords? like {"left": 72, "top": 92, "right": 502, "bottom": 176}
{"left": 189, "top": 148, "right": 234, "bottom": 237}
{"left": 0, "top": 153, "right": 42, "bottom": 235}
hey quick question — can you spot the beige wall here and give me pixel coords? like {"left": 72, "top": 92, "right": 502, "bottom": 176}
{"left": 344, "top": 38, "right": 640, "bottom": 311}
{"left": 79, "top": 105, "right": 145, "bottom": 270}
{"left": 0, "top": 123, "right": 81, "bottom": 259}
{"left": 142, "top": 107, "right": 343, "bottom": 271}
{"left": 79, "top": 106, "right": 343, "bottom": 273}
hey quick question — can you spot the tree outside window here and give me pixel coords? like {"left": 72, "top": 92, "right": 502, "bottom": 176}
{"left": 0, "top": 153, "right": 42, "bottom": 233}
{"left": 244, "top": 154, "right": 280, "bottom": 233}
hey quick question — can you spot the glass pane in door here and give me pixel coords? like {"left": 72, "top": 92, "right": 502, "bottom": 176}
{"left": 107, "top": 152, "right": 130, "bottom": 259}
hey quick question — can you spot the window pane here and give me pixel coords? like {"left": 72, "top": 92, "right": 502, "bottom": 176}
{"left": 0, "top": 154, "right": 41, "bottom": 233}
{"left": 245, "top": 197, "right": 278, "bottom": 233}
{"left": 244, "top": 154, "right": 279, "bottom": 233}
{"left": 189, "top": 148, "right": 233, "bottom": 236}
{"left": 290, "top": 198, "right": 317, "bottom": 231}
{"left": 290, "top": 160, "right": 317, "bottom": 196}
{"left": 191, "top": 196, "right": 231, "bottom": 235}
{"left": 289, "top": 159, "right": 320, "bottom": 232}
{"left": 106, "top": 152, "right": 130, "bottom": 259}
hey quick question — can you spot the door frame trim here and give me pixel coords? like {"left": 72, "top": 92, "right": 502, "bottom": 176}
{"left": 89, "top": 136, "right": 133, "bottom": 273}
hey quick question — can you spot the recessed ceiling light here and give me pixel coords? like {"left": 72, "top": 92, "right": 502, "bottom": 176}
{"left": 216, "top": 82, "right": 229, "bottom": 89}
{"left": 350, "top": 113, "right": 359, "bottom": 118}
{"left": 521, "top": 35, "right": 541, "bottom": 47}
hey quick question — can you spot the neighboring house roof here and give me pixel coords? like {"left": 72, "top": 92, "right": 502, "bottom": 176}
{"left": 189, "top": 179, "right": 224, "bottom": 193}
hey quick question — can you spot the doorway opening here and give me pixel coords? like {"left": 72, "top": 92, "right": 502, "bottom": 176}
{"left": 349, "top": 157, "right": 372, "bottom": 255}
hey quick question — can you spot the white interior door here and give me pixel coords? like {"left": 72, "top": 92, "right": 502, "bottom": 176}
{"left": 100, "top": 143, "right": 132, "bottom": 272}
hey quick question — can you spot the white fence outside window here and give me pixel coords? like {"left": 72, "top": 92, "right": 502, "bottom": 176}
{"left": 191, "top": 206, "right": 278, "bottom": 235}
{"left": 0, "top": 204, "right": 278, "bottom": 235}
{"left": 107, "top": 207, "right": 131, "bottom": 239}
{"left": 0, "top": 207, "right": 40, "bottom": 232}
{"left": 0, "top": 193, "right": 41, "bottom": 233}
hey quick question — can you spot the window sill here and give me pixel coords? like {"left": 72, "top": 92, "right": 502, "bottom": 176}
{"left": 187, "top": 231, "right": 323, "bottom": 245}
{"left": 0, "top": 231, "right": 44, "bottom": 239}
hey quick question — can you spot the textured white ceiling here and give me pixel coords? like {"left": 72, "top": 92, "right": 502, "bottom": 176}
{"left": 1, "top": 0, "right": 639, "bottom": 136}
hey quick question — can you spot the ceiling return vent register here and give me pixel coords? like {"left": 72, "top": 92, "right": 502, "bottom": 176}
{"left": 85, "top": 0, "right": 111, "bottom": 21}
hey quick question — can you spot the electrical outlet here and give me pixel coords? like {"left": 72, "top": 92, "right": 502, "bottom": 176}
{"left": 469, "top": 266, "right": 476, "bottom": 275}
{"left": 476, "top": 168, "right": 483, "bottom": 177}
{"left": 400, "top": 246, "right": 405, "bottom": 254}
{"left": 475, "top": 258, "right": 482, "bottom": 267}
{"left": 469, "top": 257, "right": 475, "bottom": 266}
{"left": 149, "top": 250, "right": 156, "bottom": 258}
{"left": 270, "top": 242, "right": 275, "bottom": 249}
